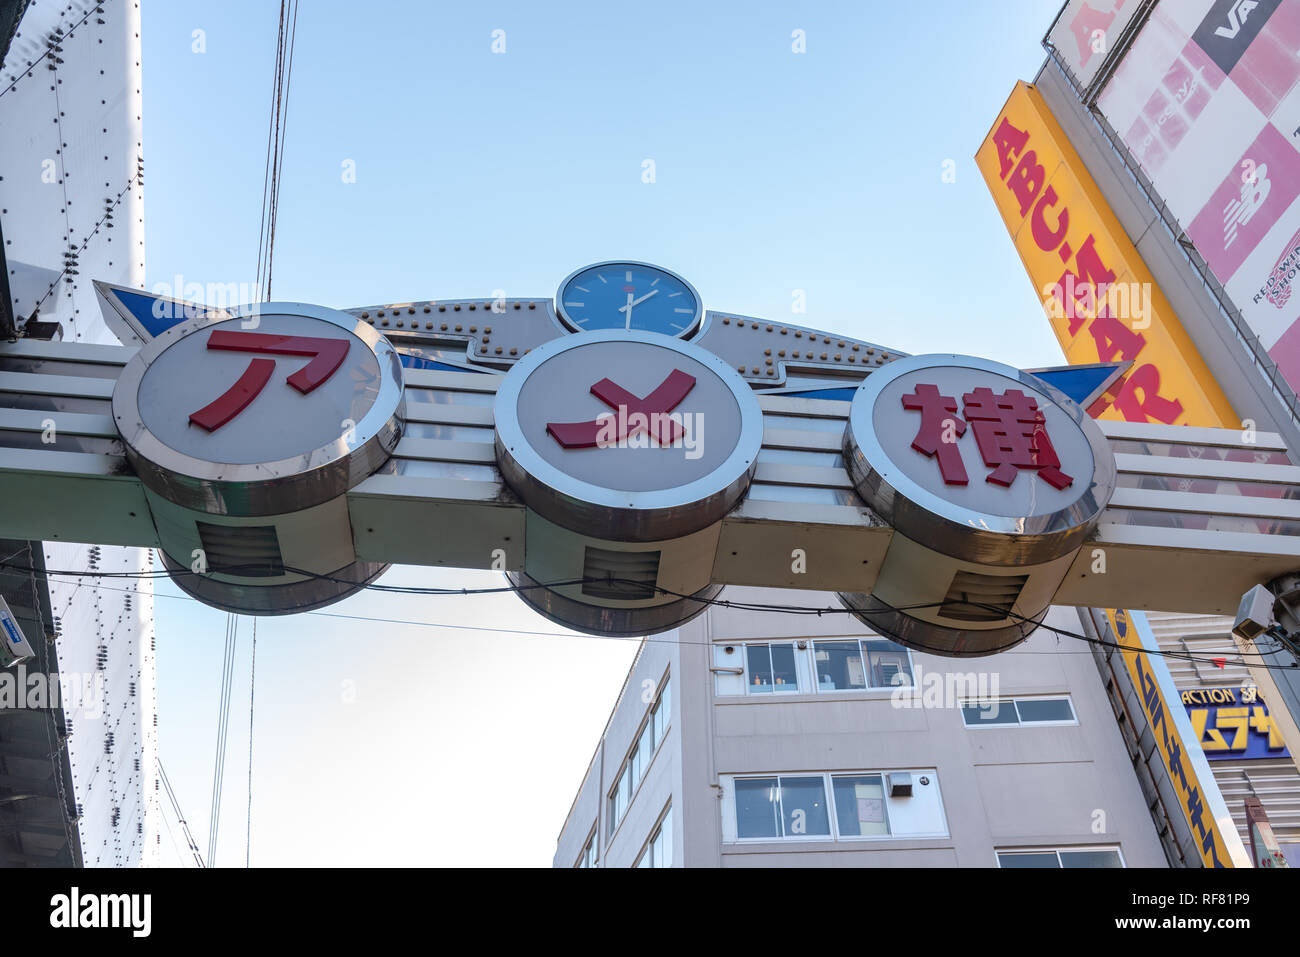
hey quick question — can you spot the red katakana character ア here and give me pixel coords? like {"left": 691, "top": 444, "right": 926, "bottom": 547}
{"left": 902, "top": 383, "right": 968, "bottom": 486}
{"left": 961, "top": 386, "right": 1073, "bottom": 490}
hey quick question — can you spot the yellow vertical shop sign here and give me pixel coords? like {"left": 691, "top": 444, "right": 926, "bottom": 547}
{"left": 975, "top": 81, "right": 1237, "bottom": 427}
{"left": 978, "top": 81, "right": 1240, "bottom": 868}
{"left": 1106, "top": 611, "right": 1236, "bottom": 868}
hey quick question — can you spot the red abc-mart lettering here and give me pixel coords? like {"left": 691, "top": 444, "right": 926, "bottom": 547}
{"left": 989, "top": 111, "right": 1186, "bottom": 425}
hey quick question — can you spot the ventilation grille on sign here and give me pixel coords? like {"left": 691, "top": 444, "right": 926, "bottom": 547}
{"left": 196, "top": 522, "right": 285, "bottom": 577}
{"left": 940, "top": 571, "right": 1028, "bottom": 622}
{"left": 581, "top": 547, "right": 660, "bottom": 601}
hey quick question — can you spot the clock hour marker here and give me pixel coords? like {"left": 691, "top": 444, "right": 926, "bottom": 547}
{"left": 669, "top": 322, "right": 684, "bottom": 330}
{"left": 650, "top": 278, "right": 660, "bottom": 286}
{"left": 625, "top": 271, "right": 632, "bottom": 282}
{"left": 667, "top": 292, "right": 681, "bottom": 297}
{"left": 574, "top": 285, "right": 589, "bottom": 293}
{"left": 596, "top": 274, "right": 607, "bottom": 284}
{"left": 576, "top": 317, "right": 589, "bottom": 324}
{"left": 673, "top": 307, "right": 693, "bottom": 314}
{"left": 564, "top": 302, "right": 585, "bottom": 308}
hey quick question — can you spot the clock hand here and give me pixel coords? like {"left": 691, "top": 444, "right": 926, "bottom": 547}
{"left": 623, "top": 291, "right": 634, "bottom": 330}
{"left": 619, "top": 288, "right": 660, "bottom": 311}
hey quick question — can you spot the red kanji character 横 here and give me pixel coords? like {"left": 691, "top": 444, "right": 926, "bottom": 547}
{"left": 961, "top": 386, "right": 1073, "bottom": 490}
{"left": 902, "top": 383, "right": 968, "bottom": 486}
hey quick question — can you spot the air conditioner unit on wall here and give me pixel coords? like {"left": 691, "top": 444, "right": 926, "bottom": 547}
{"left": 886, "top": 772, "right": 913, "bottom": 798}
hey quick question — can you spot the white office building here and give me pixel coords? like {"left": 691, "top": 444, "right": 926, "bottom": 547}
{"left": 556, "top": 589, "right": 1168, "bottom": 868}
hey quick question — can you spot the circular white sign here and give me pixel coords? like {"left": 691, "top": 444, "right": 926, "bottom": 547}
{"left": 113, "top": 303, "right": 404, "bottom": 516}
{"left": 844, "top": 354, "right": 1115, "bottom": 564}
{"left": 494, "top": 330, "right": 763, "bottom": 541}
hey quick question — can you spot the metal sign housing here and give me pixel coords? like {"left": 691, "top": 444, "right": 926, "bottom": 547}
{"left": 0, "top": 263, "right": 1295, "bottom": 653}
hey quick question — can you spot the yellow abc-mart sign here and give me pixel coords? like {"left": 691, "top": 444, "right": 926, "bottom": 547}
{"left": 976, "top": 81, "right": 1237, "bottom": 428}
{"left": 980, "top": 82, "right": 1244, "bottom": 868}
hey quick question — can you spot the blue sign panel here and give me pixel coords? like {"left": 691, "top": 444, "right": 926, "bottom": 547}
{"left": 1182, "top": 686, "right": 1291, "bottom": 761}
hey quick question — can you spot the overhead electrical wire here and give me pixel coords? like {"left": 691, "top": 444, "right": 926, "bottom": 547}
{"left": 951, "top": 597, "right": 1300, "bottom": 671}
{"left": 13, "top": 557, "right": 1296, "bottom": 671}
{"left": 255, "top": 0, "right": 300, "bottom": 301}
{"left": 158, "top": 758, "right": 205, "bottom": 868}
{"left": 158, "top": 799, "right": 188, "bottom": 867}
{"left": 14, "top": 555, "right": 1299, "bottom": 668}
{"left": 188, "top": 0, "right": 300, "bottom": 870}
{"left": 246, "top": 618, "right": 257, "bottom": 869}
{"left": 206, "top": 615, "right": 238, "bottom": 868}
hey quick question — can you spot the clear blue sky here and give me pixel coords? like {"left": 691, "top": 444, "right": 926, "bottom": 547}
{"left": 140, "top": 0, "right": 1064, "bottom": 866}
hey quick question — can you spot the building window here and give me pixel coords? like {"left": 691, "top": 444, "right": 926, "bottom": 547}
{"left": 725, "top": 769, "right": 946, "bottom": 842}
{"left": 962, "top": 696, "right": 1076, "bottom": 727}
{"left": 652, "top": 678, "right": 671, "bottom": 742}
{"left": 608, "top": 674, "right": 672, "bottom": 834}
{"left": 575, "top": 827, "right": 598, "bottom": 868}
{"left": 636, "top": 805, "right": 673, "bottom": 868}
{"left": 610, "top": 764, "right": 631, "bottom": 826}
{"left": 746, "top": 643, "right": 799, "bottom": 693}
{"left": 997, "top": 847, "right": 1124, "bottom": 868}
{"left": 735, "top": 776, "right": 832, "bottom": 839}
{"left": 831, "top": 774, "right": 889, "bottom": 836}
{"left": 813, "top": 638, "right": 912, "bottom": 690}
{"left": 714, "top": 638, "right": 913, "bottom": 696}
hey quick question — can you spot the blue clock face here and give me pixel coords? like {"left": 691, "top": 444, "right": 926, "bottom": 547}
{"left": 556, "top": 262, "right": 701, "bottom": 337}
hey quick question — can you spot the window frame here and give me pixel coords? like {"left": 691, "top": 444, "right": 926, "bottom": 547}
{"left": 743, "top": 642, "right": 803, "bottom": 695}
{"left": 995, "top": 846, "right": 1126, "bottom": 868}
{"left": 811, "top": 637, "right": 913, "bottom": 692}
{"left": 960, "top": 695, "right": 1078, "bottom": 728}
{"left": 606, "top": 670, "right": 673, "bottom": 839}
{"left": 609, "top": 763, "right": 631, "bottom": 828}
{"left": 725, "top": 769, "right": 947, "bottom": 844}
{"left": 716, "top": 638, "right": 915, "bottom": 697}
{"left": 830, "top": 772, "right": 892, "bottom": 838}
{"left": 732, "top": 774, "right": 834, "bottom": 843}
{"left": 574, "top": 825, "right": 598, "bottom": 868}
{"left": 635, "top": 803, "right": 674, "bottom": 868}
